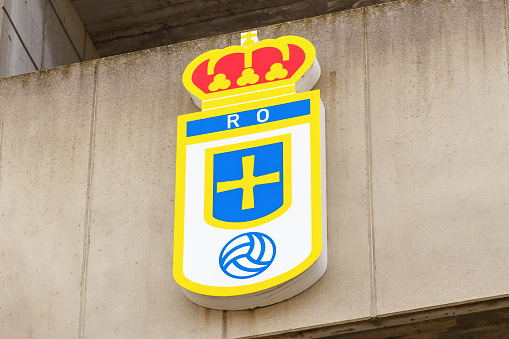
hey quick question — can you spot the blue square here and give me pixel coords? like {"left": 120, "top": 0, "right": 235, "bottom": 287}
{"left": 212, "top": 142, "right": 284, "bottom": 223}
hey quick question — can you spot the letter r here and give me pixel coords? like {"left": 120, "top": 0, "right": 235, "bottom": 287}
{"left": 227, "top": 114, "right": 240, "bottom": 129}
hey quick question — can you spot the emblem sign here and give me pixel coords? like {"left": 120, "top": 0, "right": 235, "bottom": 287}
{"left": 174, "top": 32, "right": 327, "bottom": 310}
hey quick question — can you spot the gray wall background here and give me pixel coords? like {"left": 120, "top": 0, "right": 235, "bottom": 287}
{"left": 0, "top": 0, "right": 99, "bottom": 78}
{"left": 1, "top": 0, "right": 509, "bottom": 338}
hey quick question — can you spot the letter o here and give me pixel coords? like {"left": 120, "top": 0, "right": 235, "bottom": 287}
{"left": 257, "top": 109, "right": 269, "bottom": 123}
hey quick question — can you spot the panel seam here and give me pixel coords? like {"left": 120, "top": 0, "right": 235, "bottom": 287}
{"left": 46, "top": 0, "right": 83, "bottom": 61}
{"left": 78, "top": 62, "right": 99, "bottom": 338}
{"left": 504, "top": 0, "right": 509, "bottom": 90}
{"left": 363, "top": 8, "right": 377, "bottom": 319}
{"left": 222, "top": 310, "right": 228, "bottom": 339}
{"left": 40, "top": 0, "right": 48, "bottom": 68}
{"left": 82, "top": 31, "right": 87, "bottom": 61}
{"left": 1, "top": 6, "right": 39, "bottom": 71}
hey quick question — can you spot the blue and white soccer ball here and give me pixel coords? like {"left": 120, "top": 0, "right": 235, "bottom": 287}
{"left": 219, "top": 232, "right": 276, "bottom": 279}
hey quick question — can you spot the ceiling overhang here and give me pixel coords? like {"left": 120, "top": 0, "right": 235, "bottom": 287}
{"left": 72, "top": 0, "right": 393, "bottom": 57}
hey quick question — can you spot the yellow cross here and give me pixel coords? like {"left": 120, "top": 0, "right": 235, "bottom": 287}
{"left": 217, "top": 155, "right": 280, "bottom": 210}
{"left": 242, "top": 31, "right": 257, "bottom": 48}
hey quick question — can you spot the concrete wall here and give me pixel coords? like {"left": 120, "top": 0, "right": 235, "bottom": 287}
{"left": 0, "top": 0, "right": 99, "bottom": 78}
{"left": 1, "top": 0, "right": 509, "bottom": 338}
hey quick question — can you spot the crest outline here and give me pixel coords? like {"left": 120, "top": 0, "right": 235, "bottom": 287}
{"left": 173, "top": 90, "right": 324, "bottom": 296}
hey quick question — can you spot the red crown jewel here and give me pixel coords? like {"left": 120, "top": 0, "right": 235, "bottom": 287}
{"left": 192, "top": 44, "right": 306, "bottom": 94}
{"left": 183, "top": 35, "right": 318, "bottom": 109}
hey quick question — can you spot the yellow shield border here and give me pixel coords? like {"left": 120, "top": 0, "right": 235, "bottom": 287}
{"left": 173, "top": 90, "right": 324, "bottom": 296}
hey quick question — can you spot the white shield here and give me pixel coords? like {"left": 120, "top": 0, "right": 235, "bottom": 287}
{"left": 174, "top": 90, "right": 326, "bottom": 309}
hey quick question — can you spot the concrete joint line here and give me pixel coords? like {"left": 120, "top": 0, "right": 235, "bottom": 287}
{"left": 78, "top": 62, "right": 99, "bottom": 338}
{"left": 222, "top": 310, "right": 228, "bottom": 339}
{"left": 504, "top": 0, "right": 509, "bottom": 88}
{"left": 362, "top": 8, "right": 377, "bottom": 319}
{"left": 1, "top": 6, "right": 40, "bottom": 71}
{"left": 40, "top": 0, "right": 48, "bottom": 68}
{"left": 46, "top": 0, "right": 83, "bottom": 62}
{"left": 82, "top": 33, "right": 87, "bottom": 62}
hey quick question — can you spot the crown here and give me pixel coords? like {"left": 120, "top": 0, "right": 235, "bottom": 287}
{"left": 183, "top": 35, "right": 320, "bottom": 110}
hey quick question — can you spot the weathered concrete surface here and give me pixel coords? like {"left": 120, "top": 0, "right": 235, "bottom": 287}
{"left": 367, "top": 0, "right": 509, "bottom": 316}
{"left": 41, "top": 2, "right": 80, "bottom": 69}
{"left": 84, "top": 32, "right": 99, "bottom": 61}
{"left": 328, "top": 305, "right": 509, "bottom": 339}
{"left": 0, "top": 64, "right": 96, "bottom": 337}
{"left": 2, "top": 0, "right": 46, "bottom": 69}
{"left": 0, "top": 0, "right": 3, "bottom": 36}
{"left": 81, "top": 40, "right": 228, "bottom": 338}
{"left": 0, "top": 9, "right": 38, "bottom": 77}
{"left": 2, "top": 0, "right": 509, "bottom": 338}
{"left": 48, "top": 0, "right": 86, "bottom": 59}
{"left": 72, "top": 0, "right": 394, "bottom": 56}
{"left": 253, "top": 296, "right": 509, "bottom": 338}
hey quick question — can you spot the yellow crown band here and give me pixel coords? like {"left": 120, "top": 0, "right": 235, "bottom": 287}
{"left": 202, "top": 85, "right": 295, "bottom": 110}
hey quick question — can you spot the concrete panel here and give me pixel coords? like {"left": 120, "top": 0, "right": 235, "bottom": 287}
{"left": 367, "top": 0, "right": 509, "bottom": 315}
{"left": 48, "top": 0, "right": 85, "bottom": 59}
{"left": 3, "top": 0, "right": 46, "bottom": 69}
{"left": 0, "top": 14, "right": 37, "bottom": 77}
{"left": 82, "top": 38, "right": 231, "bottom": 338}
{"left": 226, "top": 12, "right": 373, "bottom": 338}
{"left": 41, "top": 3, "right": 80, "bottom": 69}
{"left": 84, "top": 32, "right": 99, "bottom": 60}
{"left": 0, "top": 64, "right": 95, "bottom": 337}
